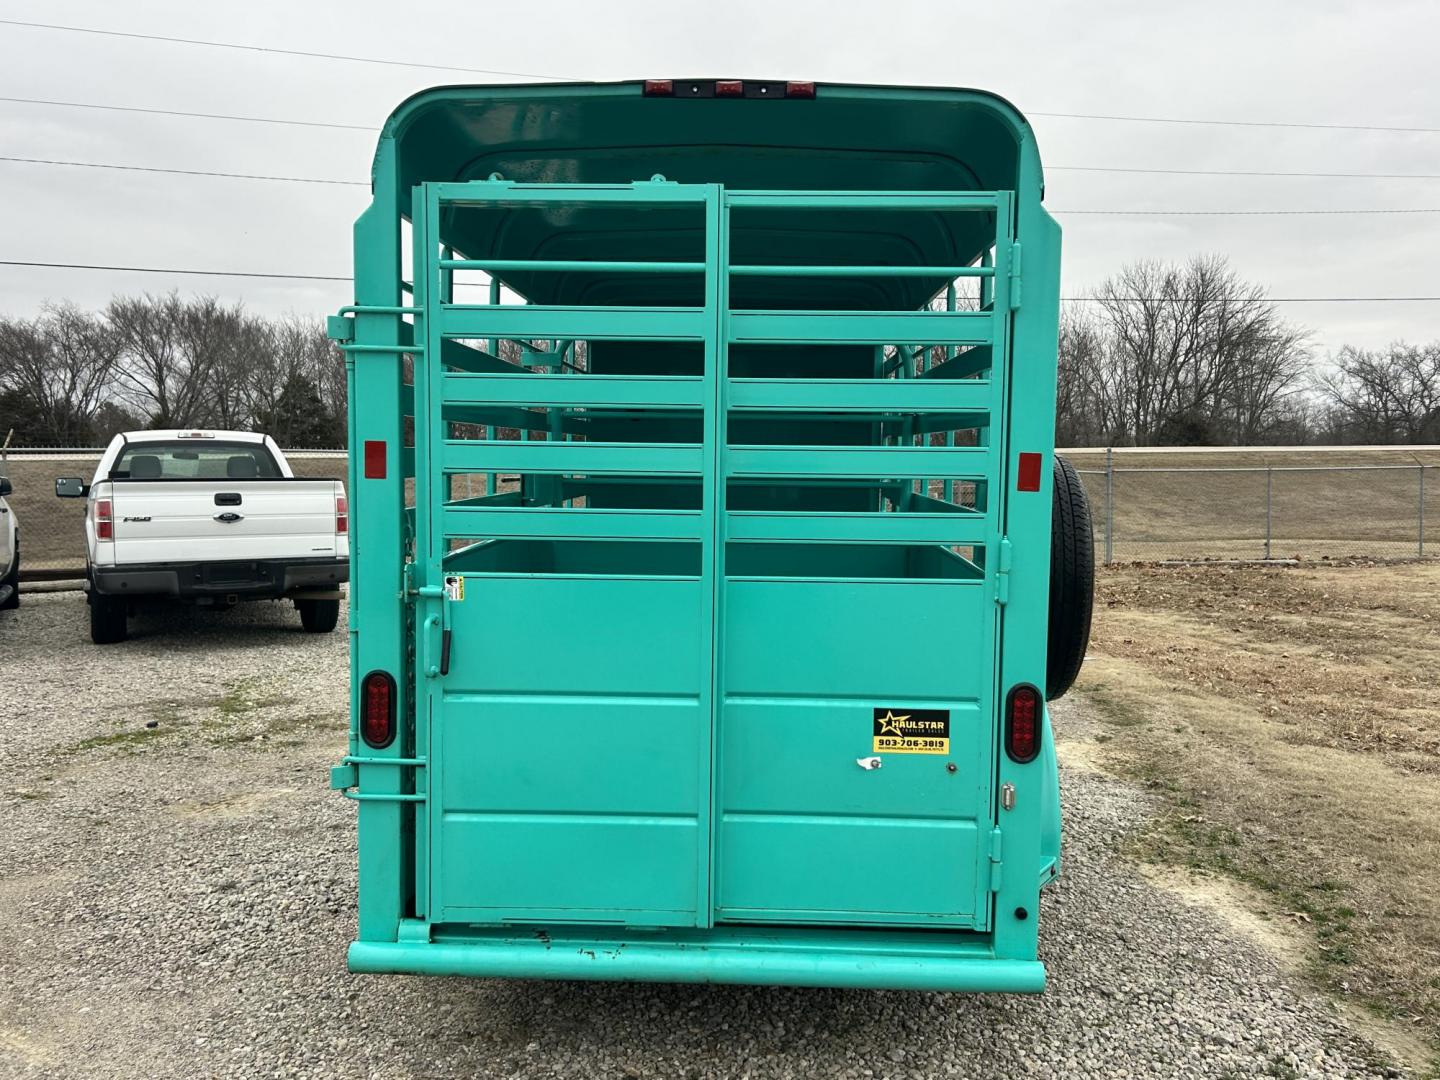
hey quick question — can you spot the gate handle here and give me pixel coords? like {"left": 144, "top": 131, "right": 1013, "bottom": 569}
{"left": 418, "top": 582, "right": 454, "bottom": 678}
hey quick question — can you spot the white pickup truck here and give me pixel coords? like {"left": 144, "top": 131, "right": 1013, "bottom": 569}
{"left": 55, "top": 430, "right": 349, "bottom": 644}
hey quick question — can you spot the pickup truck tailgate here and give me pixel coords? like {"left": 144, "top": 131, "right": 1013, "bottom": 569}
{"left": 109, "top": 481, "right": 342, "bottom": 563}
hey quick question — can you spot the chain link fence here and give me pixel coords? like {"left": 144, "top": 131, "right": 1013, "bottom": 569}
{"left": 1068, "top": 447, "right": 1440, "bottom": 562}
{"left": 5, "top": 446, "right": 1439, "bottom": 578}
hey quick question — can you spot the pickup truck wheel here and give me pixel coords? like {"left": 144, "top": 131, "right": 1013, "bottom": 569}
{"left": 1046, "top": 455, "right": 1094, "bottom": 701}
{"left": 297, "top": 598, "right": 340, "bottom": 633}
{"left": 89, "top": 592, "right": 128, "bottom": 644}
{"left": 0, "top": 540, "right": 17, "bottom": 610}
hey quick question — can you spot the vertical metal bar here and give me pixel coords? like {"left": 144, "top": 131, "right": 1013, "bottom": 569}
{"left": 1420, "top": 464, "right": 1426, "bottom": 558}
{"left": 980, "top": 247, "right": 993, "bottom": 310}
{"left": 1104, "top": 446, "right": 1114, "bottom": 565}
{"left": 701, "top": 184, "right": 727, "bottom": 927}
{"left": 1265, "top": 465, "right": 1273, "bottom": 560}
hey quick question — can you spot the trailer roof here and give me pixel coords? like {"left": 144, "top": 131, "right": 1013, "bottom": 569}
{"left": 373, "top": 81, "right": 1047, "bottom": 310}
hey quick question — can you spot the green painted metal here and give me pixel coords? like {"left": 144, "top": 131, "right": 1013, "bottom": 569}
{"left": 333, "top": 80, "right": 1062, "bottom": 992}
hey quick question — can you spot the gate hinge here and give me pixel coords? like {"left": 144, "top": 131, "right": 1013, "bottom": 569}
{"left": 994, "top": 537, "right": 1013, "bottom": 606}
{"left": 988, "top": 826, "right": 1004, "bottom": 892}
{"left": 1008, "top": 243, "right": 1022, "bottom": 311}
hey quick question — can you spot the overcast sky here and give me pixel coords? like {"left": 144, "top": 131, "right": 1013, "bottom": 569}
{"left": 2, "top": 0, "right": 1438, "bottom": 354}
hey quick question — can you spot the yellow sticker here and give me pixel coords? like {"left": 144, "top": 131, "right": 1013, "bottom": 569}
{"left": 872, "top": 708, "right": 950, "bottom": 754}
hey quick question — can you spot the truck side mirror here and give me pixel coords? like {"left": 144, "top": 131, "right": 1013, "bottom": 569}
{"left": 55, "top": 477, "right": 88, "bottom": 498}
{"left": 0, "top": 476, "right": 11, "bottom": 497}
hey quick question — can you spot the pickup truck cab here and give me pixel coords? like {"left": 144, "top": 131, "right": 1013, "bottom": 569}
{"left": 56, "top": 430, "right": 348, "bottom": 644}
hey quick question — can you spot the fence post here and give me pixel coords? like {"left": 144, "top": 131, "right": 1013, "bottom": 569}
{"left": 1420, "top": 465, "right": 1426, "bottom": 559}
{"left": 1265, "top": 465, "right": 1273, "bottom": 561}
{"left": 1104, "top": 446, "right": 1114, "bottom": 565}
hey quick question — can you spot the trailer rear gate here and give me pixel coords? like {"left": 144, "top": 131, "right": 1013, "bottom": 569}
{"left": 332, "top": 83, "right": 1063, "bottom": 990}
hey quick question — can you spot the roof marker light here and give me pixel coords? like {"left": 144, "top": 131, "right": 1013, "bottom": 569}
{"left": 786, "top": 81, "right": 816, "bottom": 98}
{"left": 643, "top": 79, "right": 673, "bottom": 97}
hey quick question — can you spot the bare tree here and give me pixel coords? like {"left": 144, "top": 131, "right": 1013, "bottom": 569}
{"left": 1316, "top": 342, "right": 1440, "bottom": 444}
{"left": 1073, "top": 256, "right": 1312, "bottom": 446}
{"left": 0, "top": 302, "right": 119, "bottom": 444}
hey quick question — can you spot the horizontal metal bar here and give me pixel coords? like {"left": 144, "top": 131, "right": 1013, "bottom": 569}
{"left": 442, "top": 305, "right": 709, "bottom": 342}
{"left": 444, "top": 440, "right": 703, "bottom": 476}
{"left": 726, "top": 191, "right": 1002, "bottom": 212}
{"left": 443, "top": 373, "right": 704, "bottom": 408}
{"left": 728, "top": 378, "right": 991, "bottom": 412}
{"left": 348, "top": 937, "right": 1045, "bottom": 992}
{"left": 435, "top": 181, "right": 711, "bottom": 205}
{"left": 345, "top": 755, "right": 426, "bottom": 767}
{"left": 726, "top": 512, "right": 990, "bottom": 545}
{"left": 729, "top": 310, "right": 993, "bottom": 346}
{"left": 339, "top": 305, "right": 421, "bottom": 315}
{"left": 343, "top": 792, "right": 427, "bottom": 802}
{"left": 727, "top": 445, "right": 989, "bottom": 479}
{"left": 443, "top": 507, "right": 704, "bottom": 541}
{"left": 442, "top": 259, "right": 705, "bottom": 274}
{"left": 340, "top": 344, "right": 422, "bottom": 354}
{"left": 730, "top": 265, "right": 993, "bottom": 278}
{"left": 925, "top": 346, "right": 993, "bottom": 380}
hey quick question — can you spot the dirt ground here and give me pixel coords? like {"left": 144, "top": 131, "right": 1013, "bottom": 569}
{"left": 1071, "top": 560, "right": 1440, "bottom": 1065}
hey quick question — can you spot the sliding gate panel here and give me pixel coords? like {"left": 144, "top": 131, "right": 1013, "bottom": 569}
{"left": 714, "top": 191, "right": 1013, "bottom": 929}
{"left": 413, "top": 182, "right": 722, "bottom": 928}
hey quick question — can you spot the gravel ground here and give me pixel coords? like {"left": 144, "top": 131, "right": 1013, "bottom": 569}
{"left": 0, "top": 592, "right": 1408, "bottom": 1079}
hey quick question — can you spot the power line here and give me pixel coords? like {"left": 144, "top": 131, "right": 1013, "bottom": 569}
{"left": 0, "top": 18, "right": 573, "bottom": 81}
{"left": 0, "top": 155, "right": 367, "bottom": 186}
{"left": 1062, "top": 296, "right": 1440, "bottom": 303}
{"left": 6, "top": 155, "right": 1440, "bottom": 216}
{"left": 5, "top": 19, "right": 1440, "bottom": 138}
{"left": 4, "top": 259, "right": 1440, "bottom": 303}
{"left": 1054, "top": 208, "right": 1440, "bottom": 216}
{"left": 0, "top": 260, "right": 347, "bottom": 282}
{"left": 1031, "top": 110, "right": 1440, "bottom": 135}
{"left": 0, "top": 95, "right": 372, "bottom": 131}
{"left": 1050, "top": 164, "right": 1440, "bottom": 180}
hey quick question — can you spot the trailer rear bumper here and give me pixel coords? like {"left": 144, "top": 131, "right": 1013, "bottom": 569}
{"left": 347, "top": 926, "right": 1046, "bottom": 992}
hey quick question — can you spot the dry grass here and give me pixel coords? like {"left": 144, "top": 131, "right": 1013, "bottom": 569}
{"left": 1070, "top": 561, "right": 1440, "bottom": 1065}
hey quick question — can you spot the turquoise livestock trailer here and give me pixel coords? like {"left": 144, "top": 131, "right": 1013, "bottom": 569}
{"left": 329, "top": 79, "right": 1093, "bottom": 992}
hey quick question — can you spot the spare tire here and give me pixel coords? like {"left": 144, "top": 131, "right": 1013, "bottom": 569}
{"left": 1046, "top": 454, "right": 1094, "bottom": 700}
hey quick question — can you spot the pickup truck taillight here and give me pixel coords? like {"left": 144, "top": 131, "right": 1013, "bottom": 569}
{"left": 95, "top": 499, "right": 113, "bottom": 541}
{"left": 336, "top": 493, "right": 348, "bottom": 535}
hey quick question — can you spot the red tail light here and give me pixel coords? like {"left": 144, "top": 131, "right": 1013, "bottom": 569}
{"left": 95, "top": 498, "right": 113, "bottom": 541}
{"left": 360, "top": 670, "right": 396, "bottom": 749}
{"left": 716, "top": 80, "right": 743, "bottom": 97}
{"left": 786, "top": 81, "right": 816, "bottom": 98}
{"left": 336, "top": 492, "right": 348, "bottom": 535}
{"left": 1005, "top": 684, "right": 1042, "bottom": 763}
{"left": 643, "top": 79, "right": 673, "bottom": 97}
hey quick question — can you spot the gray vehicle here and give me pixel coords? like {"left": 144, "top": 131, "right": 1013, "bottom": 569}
{"left": 0, "top": 473, "right": 18, "bottom": 610}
